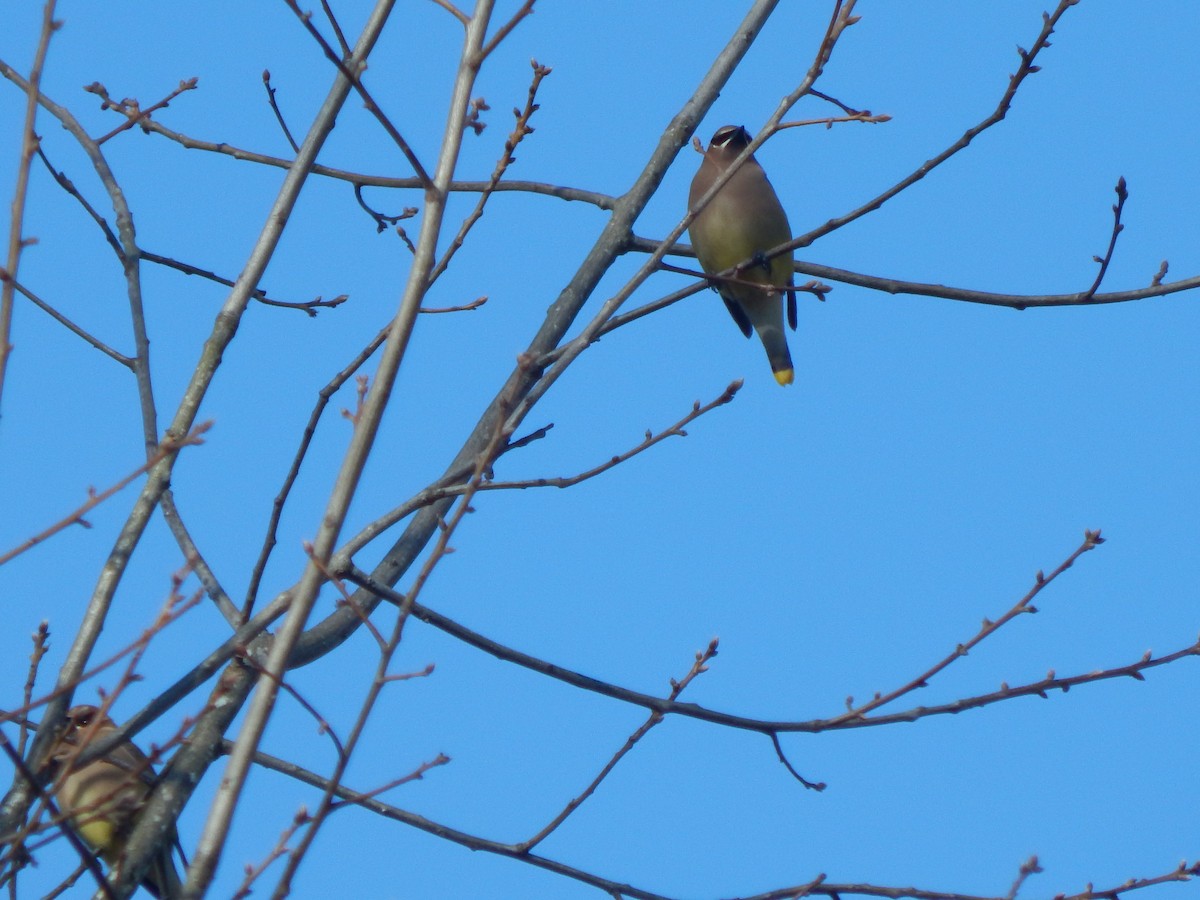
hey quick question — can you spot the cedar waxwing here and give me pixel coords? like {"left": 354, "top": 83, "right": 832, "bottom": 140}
{"left": 48, "top": 705, "right": 183, "bottom": 899}
{"left": 688, "top": 125, "right": 798, "bottom": 385}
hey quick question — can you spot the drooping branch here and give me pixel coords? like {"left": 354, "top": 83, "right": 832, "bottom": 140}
{"left": 231, "top": 744, "right": 1200, "bottom": 900}
{"left": 342, "top": 531, "right": 1199, "bottom": 745}
{"left": 84, "top": 116, "right": 619, "bottom": 207}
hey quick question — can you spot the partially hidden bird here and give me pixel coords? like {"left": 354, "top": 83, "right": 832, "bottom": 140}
{"left": 688, "top": 124, "right": 797, "bottom": 385}
{"left": 48, "top": 704, "right": 184, "bottom": 899}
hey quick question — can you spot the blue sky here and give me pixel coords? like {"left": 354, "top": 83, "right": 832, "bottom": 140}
{"left": 1, "top": 1, "right": 1198, "bottom": 897}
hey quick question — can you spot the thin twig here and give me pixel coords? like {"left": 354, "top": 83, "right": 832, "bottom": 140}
{"left": 768, "top": 733, "right": 825, "bottom": 791}
{"left": 333, "top": 381, "right": 739, "bottom": 561}
{"left": 516, "top": 641, "right": 719, "bottom": 852}
{"left": 319, "top": 1, "right": 351, "bottom": 55}
{"left": 0, "top": 423, "right": 211, "bottom": 566}
{"left": 85, "top": 77, "right": 199, "bottom": 146}
{"left": 33, "top": 145, "right": 122, "bottom": 258}
{"left": 231, "top": 808, "right": 310, "bottom": 900}
{"left": 776, "top": 111, "right": 890, "bottom": 130}
{"left": 160, "top": 490, "right": 242, "bottom": 626}
{"left": 809, "top": 86, "right": 868, "bottom": 115}
{"left": 0, "top": 274, "right": 132, "bottom": 365}
{"left": 326, "top": 753, "right": 450, "bottom": 811}
{"left": 353, "top": 182, "right": 417, "bottom": 234}
{"left": 1081, "top": 176, "right": 1127, "bottom": 301}
{"left": 261, "top": 70, "right": 299, "bottom": 153}
{"left": 418, "top": 296, "right": 487, "bottom": 314}
{"left": 475, "top": 380, "right": 741, "bottom": 491}
{"left": 19, "top": 625, "right": 49, "bottom": 757}
{"left": 281, "top": 0, "right": 431, "bottom": 187}
{"left": 96, "top": 112, "right": 617, "bottom": 205}
{"left": 479, "top": 0, "right": 536, "bottom": 61}
{"left": 1005, "top": 856, "right": 1043, "bottom": 900}
{"left": 0, "top": 0, "right": 59, "bottom": 416}
{"left": 243, "top": 323, "right": 390, "bottom": 617}
{"left": 428, "top": 59, "right": 551, "bottom": 285}
{"left": 141, "top": 250, "right": 347, "bottom": 316}
{"left": 1052, "top": 860, "right": 1200, "bottom": 900}
{"left": 829, "top": 530, "right": 1105, "bottom": 725}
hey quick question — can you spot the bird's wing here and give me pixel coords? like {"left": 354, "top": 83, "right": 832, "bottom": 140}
{"left": 721, "top": 296, "right": 754, "bottom": 338}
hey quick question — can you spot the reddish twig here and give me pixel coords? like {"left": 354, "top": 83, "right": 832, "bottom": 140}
{"left": 19, "top": 623, "right": 50, "bottom": 756}
{"left": 1006, "top": 856, "right": 1044, "bottom": 900}
{"left": 327, "top": 753, "right": 450, "bottom": 811}
{"left": 231, "top": 808, "right": 311, "bottom": 900}
{"left": 418, "top": 296, "right": 488, "bottom": 314}
{"left": 0, "top": 582, "right": 203, "bottom": 731}
{"left": 0, "top": 1, "right": 60, "bottom": 417}
{"left": 0, "top": 423, "right": 211, "bottom": 566}
{"left": 428, "top": 60, "right": 551, "bottom": 285}
{"left": 829, "top": 530, "right": 1105, "bottom": 725}
{"left": 776, "top": 111, "right": 890, "bottom": 130}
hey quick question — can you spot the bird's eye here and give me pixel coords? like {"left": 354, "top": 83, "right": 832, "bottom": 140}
{"left": 712, "top": 126, "right": 737, "bottom": 146}
{"left": 711, "top": 125, "right": 750, "bottom": 149}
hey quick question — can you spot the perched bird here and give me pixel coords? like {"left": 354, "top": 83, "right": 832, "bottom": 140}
{"left": 688, "top": 124, "right": 798, "bottom": 385}
{"left": 48, "top": 705, "right": 184, "bottom": 899}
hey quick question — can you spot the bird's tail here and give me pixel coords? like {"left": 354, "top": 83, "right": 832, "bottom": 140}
{"left": 755, "top": 322, "right": 794, "bottom": 386}
{"left": 144, "top": 846, "right": 185, "bottom": 900}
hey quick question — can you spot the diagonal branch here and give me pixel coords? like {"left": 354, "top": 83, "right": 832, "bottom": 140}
{"left": 281, "top": 0, "right": 431, "bottom": 188}
{"left": 427, "top": 59, "right": 551, "bottom": 285}
{"left": 342, "top": 528, "right": 1198, "bottom": 744}
{"left": 828, "top": 530, "right": 1104, "bottom": 725}
{"left": 287, "top": 0, "right": 791, "bottom": 672}
{"left": 0, "top": 0, "right": 58, "bottom": 418}
{"left": 780, "top": 0, "right": 1081, "bottom": 258}
{"left": 515, "top": 641, "right": 719, "bottom": 853}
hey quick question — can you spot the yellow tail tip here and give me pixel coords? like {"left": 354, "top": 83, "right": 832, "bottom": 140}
{"left": 773, "top": 368, "right": 794, "bottom": 386}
